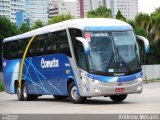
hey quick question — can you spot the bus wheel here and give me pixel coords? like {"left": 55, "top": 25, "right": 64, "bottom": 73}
{"left": 109, "top": 94, "right": 127, "bottom": 102}
{"left": 22, "top": 83, "right": 32, "bottom": 101}
{"left": 17, "top": 87, "right": 23, "bottom": 101}
{"left": 53, "top": 95, "right": 68, "bottom": 100}
{"left": 68, "top": 82, "right": 86, "bottom": 104}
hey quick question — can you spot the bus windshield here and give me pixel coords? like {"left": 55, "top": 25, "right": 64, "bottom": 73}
{"left": 88, "top": 31, "right": 141, "bottom": 74}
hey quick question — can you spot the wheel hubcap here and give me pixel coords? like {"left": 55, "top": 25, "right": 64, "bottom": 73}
{"left": 71, "top": 86, "right": 79, "bottom": 100}
{"left": 17, "top": 88, "right": 21, "bottom": 98}
{"left": 23, "top": 87, "right": 27, "bottom": 98}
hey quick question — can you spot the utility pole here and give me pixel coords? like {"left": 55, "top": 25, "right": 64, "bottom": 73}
{"left": 90, "top": 0, "right": 92, "bottom": 11}
{"left": 103, "top": 0, "right": 106, "bottom": 7}
{"left": 80, "top": 0, "right": 84, "bottom": 18}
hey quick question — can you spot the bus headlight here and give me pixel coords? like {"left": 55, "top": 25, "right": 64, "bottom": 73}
{"left": 94, "top": 80, "right": 100, "bottom": 84}
{"left": 137, "top": 77, "right": 142, "bottom": 81}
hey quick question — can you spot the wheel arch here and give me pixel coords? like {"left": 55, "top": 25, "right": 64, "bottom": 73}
{"left": 67, "top": 77, "right": 80, "bottom": 96}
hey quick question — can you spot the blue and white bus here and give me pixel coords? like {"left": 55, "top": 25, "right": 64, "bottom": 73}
{"left": 2, "top": 18, "right": 149, "bottom": 103}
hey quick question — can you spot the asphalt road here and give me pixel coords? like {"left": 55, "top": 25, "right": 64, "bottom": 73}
{"left": 0, "top": 82, "right": 160, "bottom": 114}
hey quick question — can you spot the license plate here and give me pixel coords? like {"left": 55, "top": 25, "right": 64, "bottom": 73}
{"left": 115, "top": 88, "right": 125, "bottom": 92}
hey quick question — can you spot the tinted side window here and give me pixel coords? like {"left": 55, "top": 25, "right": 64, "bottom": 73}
{"left": 27, "top": 35, "right": 46, "bottom": 57}
{"left": 69, "top": 29, "right": 87, "bottom": 69}
{"left": 57, "top": 30, "right": 71, "bottom": 57}
{"left": 76, "top": 42, "right": 87, "bottom": 69}
{"left": 3, "top": 39, "right": 29, "bottom": 60}
{"left": 46, "top": 33, "right": 57, "bottom": 55}
{"left": 69, "top": 28, "right": 82, "bottom": 49}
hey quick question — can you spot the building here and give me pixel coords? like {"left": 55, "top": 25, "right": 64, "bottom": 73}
{"left": 0, "top": 0, "right": 25, "bottom": 23}
{"left": 48, "top": 0, "right": 104, "bottom": 19}
{"left": 25, "top": 0, "right": 49, "bottom": 25}
{"left": 0, "top": 0, "right": 10, "bottom": 19}
{"left": 49, "top": 0, "right": 138, "bottom": 20}
{"left": 49, "top": 0, "right": 79, "bottom": 18}
{"left": 10, "top": 0, "right": 25, "bottom": 23}
{"left": 16, "top": 11, "right": 25, "bottom": 27}
{"left": 106, "top": 0, "right": 138, "bottom": 19}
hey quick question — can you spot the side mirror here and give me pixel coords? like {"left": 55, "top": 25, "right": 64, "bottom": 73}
{"left": 76, "top": 37, "right": 90, "bottom": 55}
{"left": 136, "top": 35, "right": 150, "bottom": 53}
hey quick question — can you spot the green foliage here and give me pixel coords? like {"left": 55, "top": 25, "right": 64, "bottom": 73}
{"left": 30, "top": 20, "right": 44, "bottom": 30}
{"left": 116, "top": 10, "right": 126, "bottom": 21}
{"left": 126, "top": 8, "right": 160, "bottom": 65}
{"left": 19, "top": 22, "right": 30, "bottom": 33}
{"left": 126, "top": 20, "right": 136, "bottom": 29}
{"left": 87, "top": 6, "right": 112, "bottom": 18}
{"left": 0, "top": 16, "right": 19, "bottom": 41}
{"left": 0, "top": 16, "right": 20, "bottom": 71}
{"left": 0, "top": 83, "right": 4, "bottom": 91}
{"left": 48, "top": 13, "right": 74, "bottom": 24}
{"left": 135, "top": 13, "right": 150, "bottom": 29}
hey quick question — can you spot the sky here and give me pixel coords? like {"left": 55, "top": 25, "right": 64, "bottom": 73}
{"left": 138, "top": 0, "right": 160, "bottom": 14}
{"left": 64, "top": 0, "right": 160, "bottom": 14}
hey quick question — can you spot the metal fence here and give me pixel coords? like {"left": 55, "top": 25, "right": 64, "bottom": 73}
{"left": 142, "top": 65, "right": 160, "bottom": 80}
{"left": 0, "top": 65, "right": 160, "bottom": 84}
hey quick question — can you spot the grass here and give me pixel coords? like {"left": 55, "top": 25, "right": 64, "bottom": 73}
{"left": 144, "top": 78, "right": 160, "bottom": 83}
{"left": 0, "top": 82, "right": 4, "bottom": 92}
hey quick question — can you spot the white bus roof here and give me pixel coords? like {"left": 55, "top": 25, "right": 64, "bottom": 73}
{"left": 3, "top": 18, "right": 133, "bottom": 42}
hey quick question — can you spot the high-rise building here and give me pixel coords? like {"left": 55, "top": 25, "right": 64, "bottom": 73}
{"left": 49, "top": 0, "right": 138, "bottom": 20}
{"left": 48, "top": 0, "right": 103, "bottom": 19}
{"left": 49, "top": 0, "right": 79, "bottom": 18}
{"left": 16, "top": 11, "right": 25, "bottom": 27}
{"left": 0, "top": 0, "right": 25, "bottom": 23}
{"left": 106, "top": 0, "right": 138, "bottom": 19}
{"left": 25, "top": 0, "right": 49, "bottom": 25}
{"left": 0, "top": 0, "right": 10, "bottom": 19}
{"left": 10, "top": 0, "right": 25, "bottom": 23}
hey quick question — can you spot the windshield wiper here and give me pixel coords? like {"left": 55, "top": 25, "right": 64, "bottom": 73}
{"left": 116, "top": 47, "right": 132, "bottom": 71}
{"left": 106, "top": 52, "right": 115, "bottom": 70}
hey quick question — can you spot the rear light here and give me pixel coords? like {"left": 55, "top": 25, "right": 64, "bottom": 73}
{"left": 115, "top": 88, "right": 125, "bottom": 92}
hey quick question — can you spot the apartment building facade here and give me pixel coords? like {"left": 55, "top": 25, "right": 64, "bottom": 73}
{"left": 25, "top": 0, "right": 49, "bottom": 25}
{"left": 0, "top": 0, "right": 25, "bottom": 23}
{"left": 49, "top": 0, "right": 138, "bottom": 20}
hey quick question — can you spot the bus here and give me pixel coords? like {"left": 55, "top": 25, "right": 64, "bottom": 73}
{"left": 2, "top": 18, "right": 149, "bottom": 103}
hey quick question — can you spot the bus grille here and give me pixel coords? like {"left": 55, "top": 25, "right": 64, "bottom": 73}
{"left": 100, "top": 79, "right": 139, "bottom": 86}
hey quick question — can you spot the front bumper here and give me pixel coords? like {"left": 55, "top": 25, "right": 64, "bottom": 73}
{"left": 80, "top": 78, "right": 143, "bottom": 97}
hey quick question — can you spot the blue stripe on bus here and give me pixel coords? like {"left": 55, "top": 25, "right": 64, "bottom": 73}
{"left": 87, "top": 72, "right": 142, "bottom": 82}
{"left": 84, "top": 26, "right": 133, "bottom": 31}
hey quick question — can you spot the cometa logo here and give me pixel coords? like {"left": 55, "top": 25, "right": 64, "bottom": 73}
{"left": 41, "top": 58, "right": 59, "bottom": 68}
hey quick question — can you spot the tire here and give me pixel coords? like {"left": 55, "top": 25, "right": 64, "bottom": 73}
{"left": 53, "top": 95, "right": 68, "bottom": 100}
{"left": 110, "top": 94, "right": 127, "bottom": 102}
{"left": 17, "top": 87, "right": 23, "bottom": 101}
{"left": 22, "top": 83, "right": 37, "bottom": 101}
{"left": 68, "top": 82, "right": 86, "bottom": 104}
{"left": 17, "top": 83, "right": 38, "bottom": 101}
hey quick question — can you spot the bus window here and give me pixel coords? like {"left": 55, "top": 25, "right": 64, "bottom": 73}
{"left": 57, "top": 30, "right": 71, "bottom": 57}
{"left": 69, "top": 29, "right": 84, "bottom": 68}
{"left": 76, "top": 42, "right": 87, "bottom": 70}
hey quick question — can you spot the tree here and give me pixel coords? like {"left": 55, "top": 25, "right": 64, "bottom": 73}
{"left": 48, "top": 13, "right": 74, "bottom": 24}
{"left": 126, "top": 20, "right": 136, "bottom": 29}
{"left": 150, "top": 8, "right": 160, "bottom": 41}
{"left": 87, "top": 6, "right": 112, "bottom": 18}
{"left": 30, "top": 20, "right": 44, "bottom": 30}
{"left": 135, "top": 13, "right": 150, "bottom": 30}
{"left": 19, "top": 22, "right": 30, "bottom": 33}
{"left": 0, "top": 16, "right": 19, "bottom": 71}
{"left": 116, "top": 10, "right": 126, "bottom": 21}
